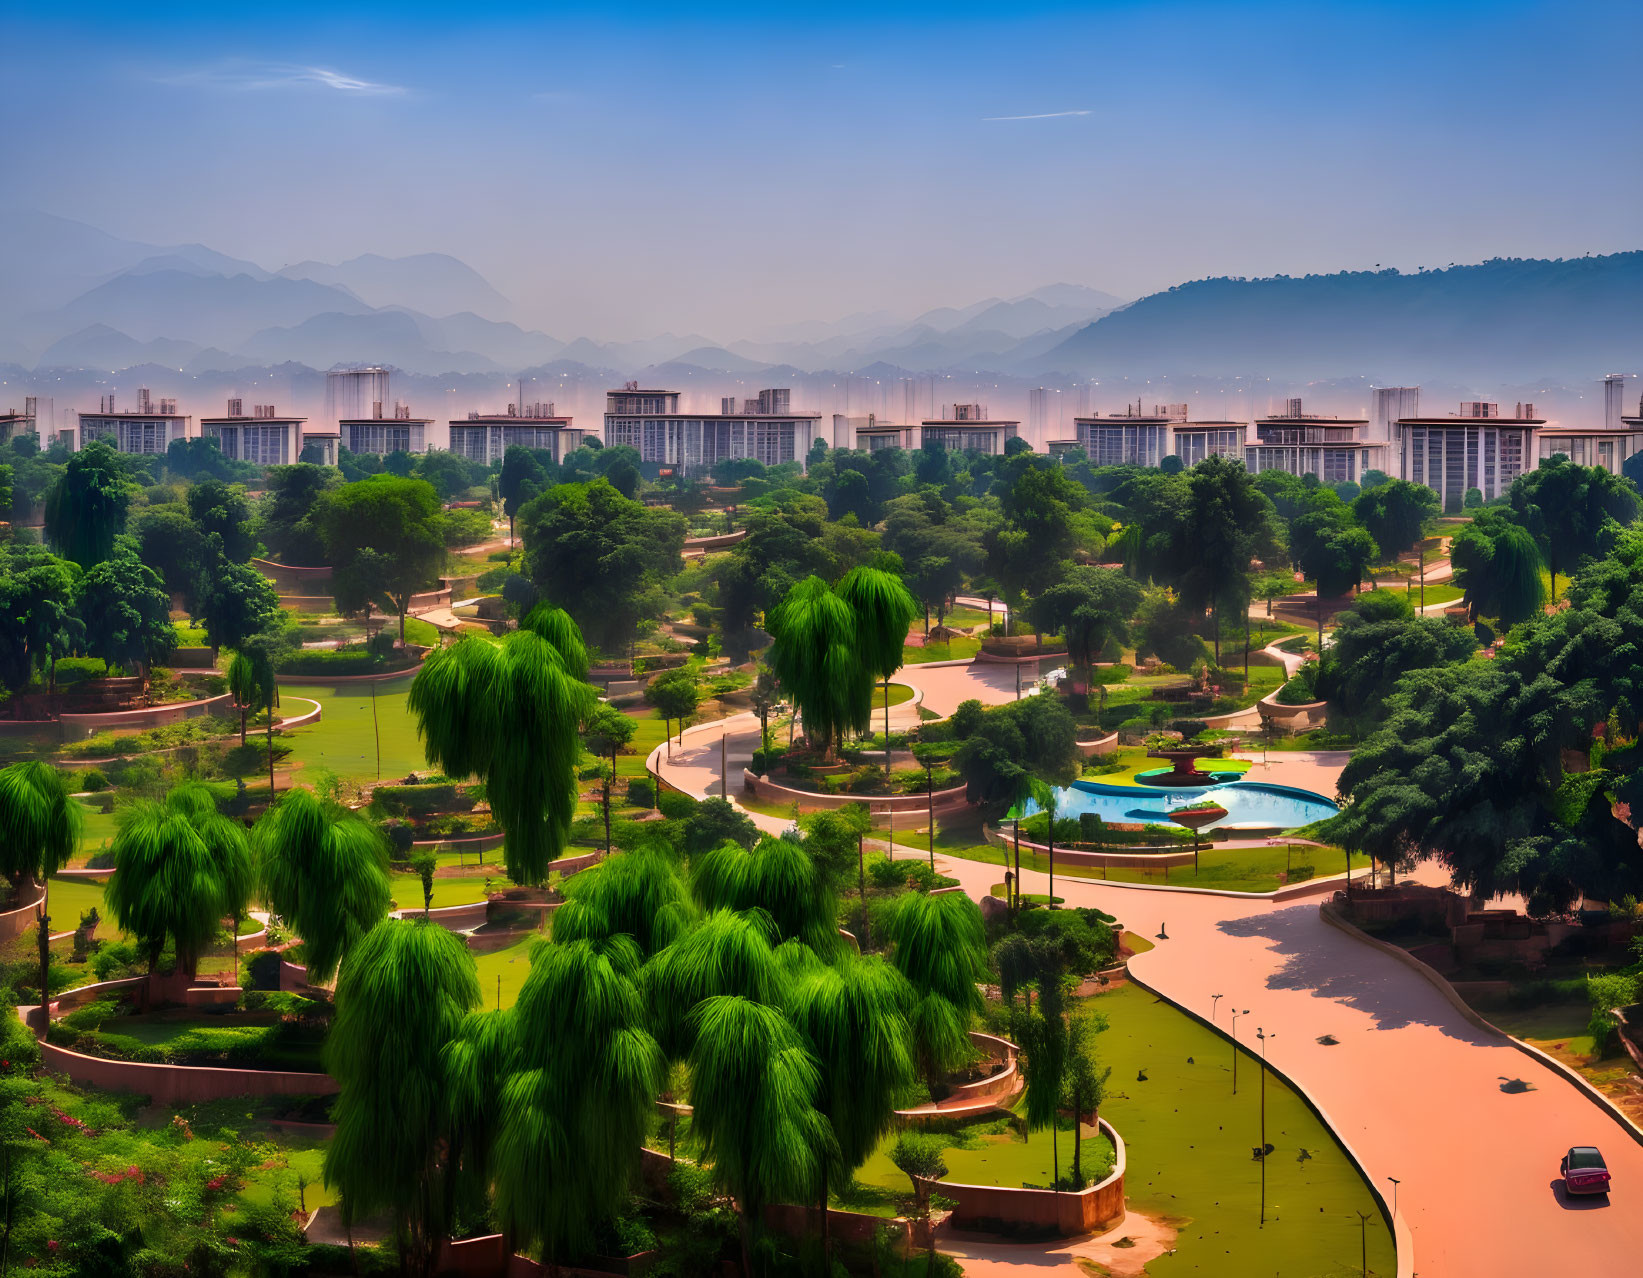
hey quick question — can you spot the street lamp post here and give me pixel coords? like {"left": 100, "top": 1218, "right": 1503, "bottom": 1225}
{"left": 1257, "top": 1028, "right": 1276, "bottom": 1225}
{"left": 1210, "top": 993, "right": 1223, "bottom": 1023}
{"left": 1356, "top": 1210, "right": 1371, "bottom": 1276}
{"left": 1230, "top": 1008, "right": 1250, "bottom": 1094}
{"left": 1386, "top": 1176, "right": 1400, "bottom": 1218}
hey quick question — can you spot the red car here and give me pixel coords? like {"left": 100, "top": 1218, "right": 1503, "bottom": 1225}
{"left": 1561, "top": 1146, "right": 1611, "bottom": 1196}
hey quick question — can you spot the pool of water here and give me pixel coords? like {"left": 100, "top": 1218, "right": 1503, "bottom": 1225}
{"left": 1030, "top": 778, "right": 1338, "bottom": 832}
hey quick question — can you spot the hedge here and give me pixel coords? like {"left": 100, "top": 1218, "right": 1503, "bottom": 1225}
{"left": 275, "top": 649, "right": 416, "bottom": 676}
{"left": 370, "top": 782, "right": 471, "bottom": 817}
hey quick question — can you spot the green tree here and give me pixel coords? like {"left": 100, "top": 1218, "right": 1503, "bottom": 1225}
{"left": 409, "top": 628, "right": 595, "bottom": 884}
{"left": 582, "top": 703, "right": 637, "bottom": 855}
{"left": 315, "top": 474, "right": 446, "bottom": 640}
{"left": 1450, "top": 507, "right": 1547, "bottom": 626}
{"left": 1315, "top": 590, "right": 1478, "bottom": 724}
{"left": 1026, "top": 566, "right": 1144, "bottom": 686}
{"left": 498, "top": 445, "right": 547, "bottom": 544}
{"left": 0, "top": 762, "right": 81, "bottom": 1029}
{"left": 186, "top": 478, "right": 257, "bottom": 565}
{"left": 880, "top": 490, "right": 984, "bottom": 631}
{"left": 1352, "top": 479, "right": 1439, "bottom": 560}
{"left": 256, "top": 463, "right": 337, "bottom": 566}
{"left": 106, "top": 782, "right": 253, "bottom": 982}
{"left": 414, "top": 449, "right": 481, "bottom": 501}
{"left": 949, "top": 695, "right": 1080, "bottom": 814}
{"left": 324, "top": 920, "right": 480, "bottom": 1277}
{"left": 76, "top": 536, "right": 175, "bottom": 681}
{"left": 131, "top": 504, "right": 207, "bottom": 604}
{"left": 551, "top": 844, "right": 693, "bottom": 958}
{"left": 645, "top": 667, "right": 701, "bottom": 756}
{"left": 518, "top": 477, "right": 687, "bottom": 652}
{"left": 1508, "top": 454, "right": 1640, "bottom": 597}
{"left": 835, "top": 565, "right": 920, "bottom": 761}
{"left": 767, "top": 575, "right": 868, "bottom": 759}
{"left": 254, "top": 785, "right": 392, "bottom": 983}
{"left": 0, "top": 543, "right": 79, "bottom": 696}
{"left": 43, "top": 439, "right": 132, "bottom": 566}
{"left": 881, "top": 891, "right": 988, "bottom": 1085}
{"left": 689, "top": 836, "right": 840, "bottom": 953}
{"left": 1167, "top": 455, "right": 1283, "bottom": 662}
{"left": 1062, "top": 1011, "right": 1111, "bottom": 1188}
{"left": 195, "top": 560, "right": 281, "bottom": 658}
{"left": 1288, "top": 486, "right": 1378, "bottom": 599}
{"left": 687, "top": 995, "right": 832, "bottom": 1276}
{"left": 226, "top": 647, "right": 275, "bottom": 746}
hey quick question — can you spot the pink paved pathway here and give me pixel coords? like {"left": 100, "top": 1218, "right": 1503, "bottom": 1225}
{"left": 932, "top": 851, "right": 1643, "bottom": 1278}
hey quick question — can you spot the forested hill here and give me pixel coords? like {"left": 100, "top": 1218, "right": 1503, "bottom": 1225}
{"left": 1038, "top": 253, "right": 1643, "bottom": 382}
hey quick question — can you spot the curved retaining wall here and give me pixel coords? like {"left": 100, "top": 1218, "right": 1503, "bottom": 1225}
{"left": 58, "top": 692, "right": 235, "bottom": 740}
{"left": 1257, "top": 689, "right": 1329, "bottom": 731}
{"left": 916, "top": 1116, "right": 1126, "bottom": 1236}
{"left": 1076, "top": 732, "right": 1120, "bottom": 758}
{"left": 0, "top": 879, "right": 46, "bottom": 942}
{"left": 743, "top": 771, "right": 972, "bottom": 817}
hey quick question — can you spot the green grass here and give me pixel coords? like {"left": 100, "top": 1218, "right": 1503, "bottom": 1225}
{"left": 46, "top": 875, "right": 114, "bottom": 937}
{"left": 854, "top": 1113, "right": 1113, "bottom": 1202}
{"left": 1410, "top": 582, "right": 1463, "bottom": 607}
{"left": 402, "top": 616, "right": 443, "bottom": 646}
{"left": 386, "top": 872, "right": 494, "bottom": 912}
{"left": 872, "top": 683, "right": 916, "bottom": 709}
{"left": 279, "top": 676, "right": 427, "bottom": 784}
{"left": 1087, "top": 983, "right": 1396, "bottom": 1277}
{"left": 471, "top": 935, "right": 540, "bottom": 1011}
{"left": 74, "top": 801, "right": 119, "bottom": 859}
{"left": 901, "top": 634, "right": 982, "bottom": 665}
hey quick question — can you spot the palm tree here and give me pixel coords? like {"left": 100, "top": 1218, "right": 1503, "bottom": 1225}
{"left": 880, "top": 891, "right": 988, "bottom": 1086}
{"left": 687, "top": 994, "right": 833, "bottom": 1277}
{"left": 786, "top": 953, "right": 917, "bottom": 1256}
{"left": 324, "top": 919, "right": 481, "bottom": 1278}
{"left": 493, "top": 935, "right": 663, "bottom": 1267}
{"left": 1029, "top": 777, "right": 1063, "bottom": 907}
{"left": 105, "top": 782, "right": 253, "bottom": 986}
{"left": 409, "top": 629, "right": 595, "bottom": 885}
{"left": 254, "top": 785, "right": 392, "bottom": 984}
{"left": 0, "top": 762, "right": 81, "bottom": 1029}
{"left": 835, "top": 566, "right": 919, "bottom": 767}
{"left": 767, "top": 576, "right": 868, "bottom": 760}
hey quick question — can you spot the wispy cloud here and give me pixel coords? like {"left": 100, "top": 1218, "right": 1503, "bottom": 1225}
{"left": 161, "top": 61, "right": 405, "bottom": 95}
{"left": 982, "top": 109, "right": 1092, "bottom": 121}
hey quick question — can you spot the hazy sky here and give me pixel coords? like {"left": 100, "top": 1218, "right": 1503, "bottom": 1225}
{"left": 5, "top": 0, "right": 1639, "bottom": 340}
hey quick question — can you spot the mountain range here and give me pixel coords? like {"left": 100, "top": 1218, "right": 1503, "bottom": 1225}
{"left": 3, "top": 209, "right": 1640, "bottom": 398}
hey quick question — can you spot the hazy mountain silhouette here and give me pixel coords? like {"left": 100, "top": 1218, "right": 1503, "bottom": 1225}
{"left": 277, "top": 253, "right": 513, "bottom": 320}
{"left": 1039, "top": 256, "right": 1643, "bottom": 381}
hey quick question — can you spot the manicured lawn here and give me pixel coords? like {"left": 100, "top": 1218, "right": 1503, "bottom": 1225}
{"left": 46, "top": 875, "right": 114, "bottom": 937}
{"left": 471, "top": 935, "right": 539, "bottom": 1011}
{"left": 1088, "top": 983, "right": 1396, "bottom": 1278}
{"left": 280, "top": 676, "right": 427, "bottom": 785}
{"left": 872, "top": 682, "right": 916, "bottom": 709}
{"left": 901, "top": 634, "right": 982, "bottom": 665}
{"left": 854, "top": 1112, "right": 1114, "bottom": 1201}
{"left": 386, "top": 872, "right": 494, "bottom": 911}
{"left": 74, "top": 801, "right": 119, "bottom": 859}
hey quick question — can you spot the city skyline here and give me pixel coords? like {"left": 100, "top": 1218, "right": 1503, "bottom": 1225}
{"left": 4, "top": 0, "right": 1639, "bottom": 341}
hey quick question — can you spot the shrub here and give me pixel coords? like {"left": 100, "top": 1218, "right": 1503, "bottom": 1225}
{"left": 275, "top": 648, "right": 413, "bottom": 676}
{"left": 78, "top": 767, "right": 110, "bottom": 792}
{"left": 1275, "top": 661, "right": 1321, "bottom": 705}
{"left": 657, "top": 789, "right": 698, "bottom": 821}
{"left": 371, "top": 782, "right": 467, "bottom": 816}
{"left": 625, "top": 777, "right": 655, "bottom": 807}
{"left": 242, "top": 949, "right": 284, "bottom": 991}
{"left": 54, "top": 656, "right": 110, "bottom": 685}
{"left": 1091, "top": 663, "right": 1132, "bottom": 684}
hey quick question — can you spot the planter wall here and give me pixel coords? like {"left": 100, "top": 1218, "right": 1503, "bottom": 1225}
{"left": 0, "top": 879, "right": 46, "bottom": 942}
{"left": 1257, "top": 689, "right": 1330, "bottom": 732}
{"left": 915, "top": 1117, "right": 1125, "bottom": 1237}
{"left": 58, "top": 692, "right": 235, "bottom": 742}
{"left": 252, "top": 558, "right": 333, "bottom": 591}
{"left": 743, "top": 771, "right": 973, "bottom": 817}
{"left": 1076, "top": 732, "right": 1120, "bottom": 758}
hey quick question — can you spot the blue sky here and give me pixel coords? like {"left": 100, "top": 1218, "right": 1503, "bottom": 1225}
{"left": 3, "top": 1, "right": 1638, "bottom": 339}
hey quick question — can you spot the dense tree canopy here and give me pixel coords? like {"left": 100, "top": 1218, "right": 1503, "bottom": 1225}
{"left": 43, "top": 439, "right": 132, "bottom": 567}
{"left": 1508, "top": 454, "right": 1640, "bottom": 596}
{"left": 1315, "top": 590, "right": 1478, "bottom": 723}
{"left": 314, "top": 474, "right": 446, "bottom": 639}
{"left": 76, "top": 536, "right": 175, "bottom": 676}
{"left": 1451, "top": 507, "right": 1547, "bottom": 626}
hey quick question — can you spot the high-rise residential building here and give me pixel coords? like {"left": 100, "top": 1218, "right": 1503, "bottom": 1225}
{"left": 603, "top": 384, "right": 821, "bottom": 473}
{"left": 834, "top": 413, "right": 916, "bottom": 451}
{"left": 0, "top": 396, "right": 43, "bottom": 445}
{"left": 1245, "top": 398, "right": 1384, "bottom": 483}
{"left": 450, "top": 385, "right": 589, "bottom": 465}
{"left": 1371, "top": 387, "right": 1421, "bottom": 444}
{"left": 339, "top": 401, "right": 431, "bottom": 456}
{"left": 325, "top": 367, "right": 393, "bottom": 432}
{"left": 1395, "top": 400, "right": 1542, "bottom": 509}
{"left": 77, "top": 388, "right": 190, "bottom": 454}
{"left": 1073, "top": 402, "right": 1243, "bottom": 468}
{"left": 1532, "top": 374, "right": 1643, "bottom": 474}
{"left": 199, "top": 399, "right": 335, "bottom": 466}
{"left": 919, "top": 403, "right": 1021, "bottom": 455}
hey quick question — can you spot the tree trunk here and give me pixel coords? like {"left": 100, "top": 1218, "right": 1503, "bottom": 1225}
{"left": 738, "top": 1210, "right": 754, "bottom": 1278}
{"left": 1013, "top": 820, "right": 1022, "bottom": 917}
{"left": 239, "top": 705, "right": 248, "bottom": 747}
{"left": 267, "top": 690, "right": 276, "bottom": 802}
{"left": 858, "top": 832, "right": 869, "bottom": 951}
{"left": 884, "top": 676, "right": 892, "bottom": 770}
{"left": 603, "top": 767, "right": 613, "bottom": 856}
{"left": 1048, "top": 825, "right": 1055, "bottom": 909}
{"left": 1072, "top": 1095, "right": 1083, "bottom": 1186}
{"left": 35, "top": 882, "right": 50, "bottom": 1039}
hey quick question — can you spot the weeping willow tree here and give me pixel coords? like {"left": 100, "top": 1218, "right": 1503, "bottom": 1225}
{"left": 1452, "top": 508, "right": 1548, "bottom": 628}
{"left": 767, "top": 576, "right": 869, "bottom": 759}
{"left": 881, "top": 890, "right": 988, "bottom": 1085}
{"left": 493, "top": 935, "right": 663, "bottom": 1265}
{"left": 688, "top": 835, "right": 840, "bottom": 954}
{"left": 835, "top": 566, "right": 919, "bottom": 764}
{"left": 106, "top": 782, "right": 253, "bottom": 982}
{"left": 785, "top": 953, "right": 916, "bottom": 1254}
{"left": 550, "top": 842, "right": 694, "bottom": 957}
{"left": 520, "top": 603, "right": 591, "bottom": 683}
{"left": 687, "top": 995, "right": 834, "bottom": 1277}
{"left": 0, "top": 761, "right": 81, "bottom": 1027}
{"left": 409, "top": 626, "right": 596, "bottom": 884}
{"left": 442, "top": 1007, "right": 521, "bottom": 1210}
{"left": 254, "top": 785, "right": 392, "bottom": 983}
{"left": 643, "top": 909, "right": 783, "bottom": 1058}
{"left": 325, "top": 920, "right": 481, "bottom": 1278}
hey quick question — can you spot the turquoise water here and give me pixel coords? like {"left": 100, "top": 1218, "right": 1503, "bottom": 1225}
{"left": 1031, "top": 779, "right": 1338, "bottom": 832}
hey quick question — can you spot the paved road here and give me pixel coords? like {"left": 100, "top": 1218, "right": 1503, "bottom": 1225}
{"left": 932, "top": 852, "right": 1643, "bottom": 1278}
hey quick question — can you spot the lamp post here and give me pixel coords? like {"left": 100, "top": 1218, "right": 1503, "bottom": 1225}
{"left": 1210, "top": 993, "right": 1223, "bottom": 1023}
{"left": 1230, "top": 1007, "right": 1250, "bottom": 1094}
{"left": 1356, "top": 1210, "right": 1371, "bottom": 1277}
{"left": 1386, "top": 1176, "right": 1400, "bottom": 1218}
{"left": 1257, "top": 1027, "right": 1276, "bottom": 1225}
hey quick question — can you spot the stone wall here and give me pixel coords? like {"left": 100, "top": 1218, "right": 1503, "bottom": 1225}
{"left": 743, "top": 771, "right": 972, "bottom": 817}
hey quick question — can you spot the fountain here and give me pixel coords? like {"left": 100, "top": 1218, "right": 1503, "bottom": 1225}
{"left": 1139, "top": 743, "right": 1238, "bottom": 788}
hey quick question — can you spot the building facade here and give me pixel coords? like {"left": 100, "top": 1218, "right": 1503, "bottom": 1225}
{"left": 1533, "top": 375, "right": 1643, "bottom": 474}
{"left": 450, "top": 403, "right": 588, "bottom": 466}
{"left": 920, "top": 403, "right": 1020, "bottom": 455}
{"left": 199, "top": 400, "right": 308, "bottom": 466}
{"left": 1073, "top": 404, "right": 1243, "bottom": 468}
{"left": 1395, "top": 402, "right": 1541, "bottom": 509}
{"left": 340, "top": 404, "right": 430, "bottom": 456}
{"left": 77, "top": 389, "right": 189, "bottom": 454}
{"left": 603, "top": 385, "right": 821, "bottom": 472}
{"left": 1245, "top": 400, "right": 1383, "bottom": 483}
{"left": 834, "top": 413, "right": 915, "bottom": 452}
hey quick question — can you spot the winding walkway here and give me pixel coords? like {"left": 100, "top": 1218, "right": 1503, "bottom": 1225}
{"left": 652, "top": 664, "right": 1643, "bottom": 1277}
